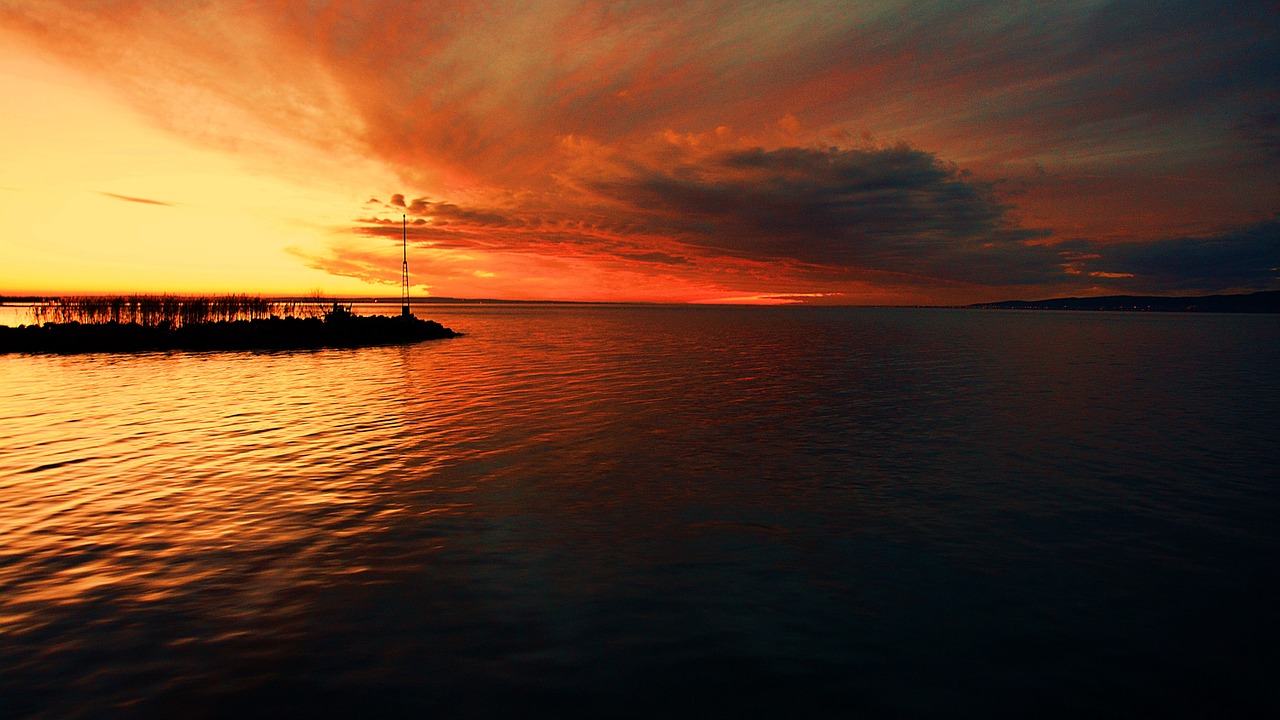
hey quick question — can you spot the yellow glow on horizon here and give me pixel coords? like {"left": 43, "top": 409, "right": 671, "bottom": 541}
{"left": 0, "top": 44, "right": 386, "bottom": 296}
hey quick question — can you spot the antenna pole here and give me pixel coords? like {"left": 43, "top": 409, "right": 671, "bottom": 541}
{"left": 401, "top": 214, "right": 410, "bottom": 317}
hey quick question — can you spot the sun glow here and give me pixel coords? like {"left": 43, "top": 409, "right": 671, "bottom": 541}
{"left": 0, "top": 46, "right": 382, "bottom": 296}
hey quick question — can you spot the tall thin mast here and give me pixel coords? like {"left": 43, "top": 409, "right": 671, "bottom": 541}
{"left": 401, "top": 214, "right": 410, "bottom": 317}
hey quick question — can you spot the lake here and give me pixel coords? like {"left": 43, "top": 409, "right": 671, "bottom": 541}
{"left": 2, "top": 305, "right": 1278, "bottom": 718}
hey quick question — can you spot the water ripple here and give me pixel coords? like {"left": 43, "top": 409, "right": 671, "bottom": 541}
{"left": 2, "top": 306, "right": 1279, "bottom": 717}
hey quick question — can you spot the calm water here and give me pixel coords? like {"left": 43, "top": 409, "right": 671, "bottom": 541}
{"left": 2, "top": 305, "right": 1278, "bottom": 718}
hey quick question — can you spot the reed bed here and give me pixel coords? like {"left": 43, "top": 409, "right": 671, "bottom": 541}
{"left": 30, "top": 295, "right": 325, "bottom": 328}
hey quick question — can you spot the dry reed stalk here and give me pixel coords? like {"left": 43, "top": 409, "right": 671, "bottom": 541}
{"left": 31, "top": 295, "right": 293, "bottom": 328}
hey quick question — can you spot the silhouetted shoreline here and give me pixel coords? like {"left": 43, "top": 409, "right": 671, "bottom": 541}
{"left": 0, "top": 314, "right": 459, "bottom": 354}
{"left": 965, "top": 290, "right": 1280, "bottom": 313}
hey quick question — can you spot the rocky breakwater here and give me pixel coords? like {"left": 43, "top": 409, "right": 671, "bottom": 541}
{"left": 0, "top": 306, "right": 459, "bottom": 354}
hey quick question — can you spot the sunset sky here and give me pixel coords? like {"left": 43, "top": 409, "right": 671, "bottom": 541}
{"left": 2, "top": 0, "right": 1276, "bottom": 304}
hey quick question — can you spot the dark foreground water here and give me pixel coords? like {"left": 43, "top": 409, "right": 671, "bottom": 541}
{"left": 2, "top": 305, "right": 1278, "bottom": 718}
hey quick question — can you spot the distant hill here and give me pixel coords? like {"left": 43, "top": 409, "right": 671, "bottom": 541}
{"left": 966, "top": 290, "right": 1280, "bottom": 313}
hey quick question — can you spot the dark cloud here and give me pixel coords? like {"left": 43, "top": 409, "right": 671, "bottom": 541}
{"left": 1081, "top": 219, "right": 1280, "bottom": 293}
{"left": 404, "top": 198, "right": 525, "bottom": 228}
{"left": 389, "top": 193, "right": 406, "bottom": 207}
{"left": 584, "top": 143, "right": 1058, "bottom": 284}
{"left": 615, "top": 251, "right": 690, "bottom": 266}
{"left": 98, "top": 192, "right": 174, "bottom": 207}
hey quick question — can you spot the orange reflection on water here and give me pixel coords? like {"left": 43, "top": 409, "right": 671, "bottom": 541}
{"left": 0, "top": 345, "right": 461, "bottom": 643}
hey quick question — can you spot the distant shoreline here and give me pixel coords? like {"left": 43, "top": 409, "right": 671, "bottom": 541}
{"left": 963, "top": 290, "right": 1280, "bottom": 314}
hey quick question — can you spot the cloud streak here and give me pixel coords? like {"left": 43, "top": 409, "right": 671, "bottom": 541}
{"left": 98, "top": 192, "right": 175, "bottom": 207}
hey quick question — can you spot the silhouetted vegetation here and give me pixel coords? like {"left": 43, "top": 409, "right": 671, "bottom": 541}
{"left": 27, "top": 294, "right": 324, "bottom": 328}
{"left": 2, "top": 296, "right": 459, "bottom": 353}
